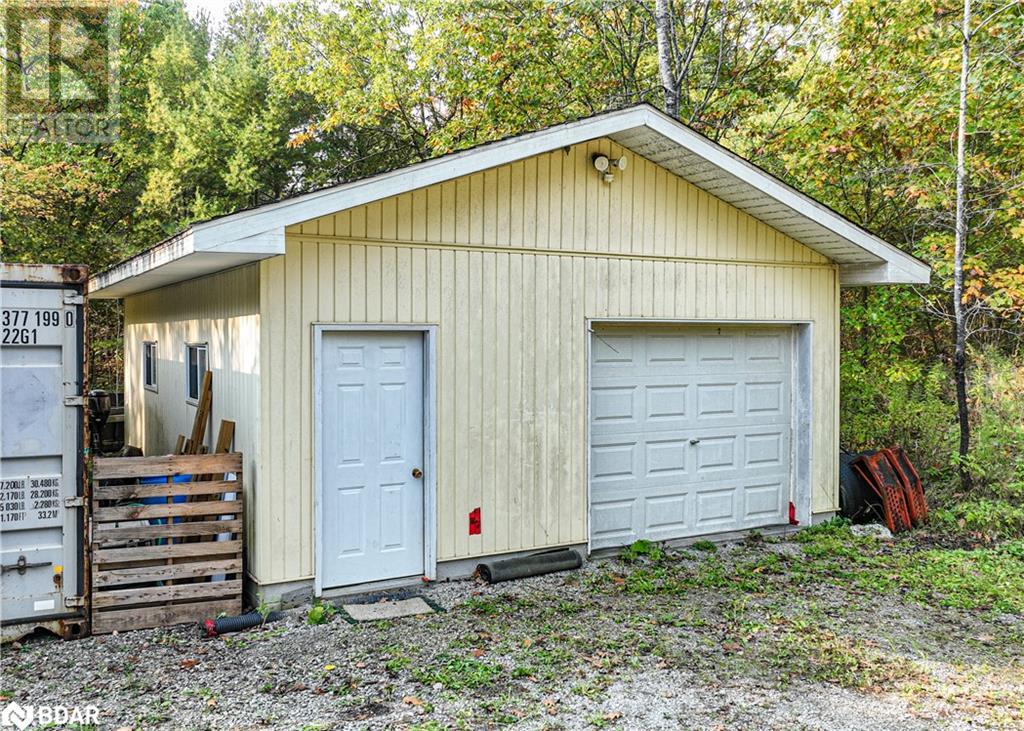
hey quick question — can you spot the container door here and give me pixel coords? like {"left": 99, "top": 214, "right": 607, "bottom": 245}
{"left": 1, "top": 285, "right": 83, "bottom": 624}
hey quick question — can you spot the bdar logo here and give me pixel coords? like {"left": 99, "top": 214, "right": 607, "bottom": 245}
{"left": 1, "top": 702, "right": 33, "bottom": 730}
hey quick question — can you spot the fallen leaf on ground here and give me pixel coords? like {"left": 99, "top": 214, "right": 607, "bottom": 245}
{"left": 472, "top": 648, "right": 485, "bottom": 658}
{"left": 179, "top": 658, "right": 199, "bottom": 670}
{"left": 403, "top": 696, "right": 423, "bottom": 706}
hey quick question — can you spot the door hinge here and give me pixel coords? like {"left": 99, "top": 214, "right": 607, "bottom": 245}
{"left": 63, "top": 293, "right": 85, "bottom": 306}
{"left": 64, "top": 595, "right": 85, "bottom": 608}
{"left": 64, "top": 496, "right": 86, "bottom": 508}
{"left": 64, "top": 395, "right": 85, "bottom": 407}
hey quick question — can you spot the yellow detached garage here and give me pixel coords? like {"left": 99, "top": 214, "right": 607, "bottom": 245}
{"left": 90, "top": 104, "right": 929, "bottom": 603}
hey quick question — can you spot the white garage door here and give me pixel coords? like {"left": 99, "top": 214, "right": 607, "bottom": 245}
{"left": 589, "top": 326, "right": 793, "bottom": 550}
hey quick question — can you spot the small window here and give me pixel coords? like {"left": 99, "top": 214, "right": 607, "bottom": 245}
{"left": 143, "top": 342, "right": 158, "bottom": 391}
{"left": 185, "top": 343, "right": 208, "bottom": 403}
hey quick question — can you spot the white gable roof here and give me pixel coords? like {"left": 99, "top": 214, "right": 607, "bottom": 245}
{"left": 90, "top": 104, "right": 929, "bottom": 298}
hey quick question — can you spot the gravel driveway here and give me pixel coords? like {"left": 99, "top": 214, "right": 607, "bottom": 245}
{"left": 3, "top": 530, "right": 1022, "bottom": 730}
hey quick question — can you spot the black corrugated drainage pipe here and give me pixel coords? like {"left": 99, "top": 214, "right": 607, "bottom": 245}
{"left": 477, "top": 549, "right": 583, "bottom": 584}
{"left": 202, "top": 610, "right": 285, "bottom": 637}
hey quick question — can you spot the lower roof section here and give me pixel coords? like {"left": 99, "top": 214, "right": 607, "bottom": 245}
{"left": 88, "top": 229, "right": 283, "bottom": 299}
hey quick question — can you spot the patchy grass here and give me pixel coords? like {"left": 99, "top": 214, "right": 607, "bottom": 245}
{"left": 9, "top": 520, "right": 1023, "bottom": 730}
{"left": 766, "top": 621, "right": 924, "bottom": 691}
{"left": 411, "top": 655, "right": 503, "bottom": 690}
{"left": 794, "top": 519, "right": 1024, "bottom": 614}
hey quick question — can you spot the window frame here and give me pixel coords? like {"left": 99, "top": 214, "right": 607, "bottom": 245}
{"left": 184, "top": 342, "right": 209, "bottom": 404}
{"left": 142, "top": 341, "right": 158, "bottom": 392}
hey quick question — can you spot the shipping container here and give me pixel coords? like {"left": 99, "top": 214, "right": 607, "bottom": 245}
{"left": 1, "top": 263, "right": 89, "bottom": 641}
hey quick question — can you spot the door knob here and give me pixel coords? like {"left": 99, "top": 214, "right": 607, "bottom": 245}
{"left": 689, "top": 438, "right": 701, "bottom": 445}
{"left": 411, "top": 468, "right": 423, "bottom": 479}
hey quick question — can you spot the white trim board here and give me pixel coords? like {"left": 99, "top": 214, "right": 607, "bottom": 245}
{"left": 89, "top": 104, "right": 929, "bottom": 298}
{"left": 312, "top": 324, "right": 438, "bottom": 596}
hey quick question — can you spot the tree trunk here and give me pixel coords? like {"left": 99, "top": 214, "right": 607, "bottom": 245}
{"left": 952, "top": 0, "right": 972, "bottom": 490}
{"left": 655, "top": 0, "right": 679, "bottom": 117}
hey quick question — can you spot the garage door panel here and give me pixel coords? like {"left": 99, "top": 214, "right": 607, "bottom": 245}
{"left": 591, "top": 385, "right": 640, "bottom": 425}
{"left": 646, "top": 334, "right": 691, "bottom": 364}
{"left": 697, "top": 333, "right": 739, "bottom": 364}
{"left": 693, "top": 435, "right": 738, "bottom": 473}
{"left": 694, "top": 487, "right": 739, "bottom": 528}
{"left": 643, "top": 493, "right": 689, "bottom": 538}
{"left": 695, "top": 381, "right": 739, "bottom": 418}
{"left": 744, "top": 432, "right": 786, "bottom": 468}
{"left": 644, "top": 385, "right": 688, "bottom": 422}
{"left": 743, "top": 481, "right": 786, "bottom": 521}
{"left": 591, "top": 326, "right": 793, "bottom": 548}
{"left": 590, "top": 441, "right": 640, "bottom": 483}
{"left": 744, "top": 381, "right": 786, "bottom": 416}
{"left": 592, "top": 334, "right": 638, "bottom": 366}
{"left": 644, "top": 438, "right": 688, "bottom": 477}
{"left": 591, "top": 497, "right": 640, "bottom": 545}
{"left": 745, "top": 332, "right": 787, "bottom": 364}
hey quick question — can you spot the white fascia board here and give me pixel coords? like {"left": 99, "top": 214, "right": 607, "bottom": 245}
{"left": 89, "top": 229, "right": 195, "bottom": 296}
{"left": 839, "top": 262, "right": 929, "bottom": 286}
{"left": 188, "top": 108, "right": 650, "bottom": 245}
{"left": 638, "top": 108, "right": 931, "bottom": 285}
{"left": 193, "top": 226, "right": 286, "bottom": 254}
{"left": 88, "top": 228, "right": 285, "bottom": 299}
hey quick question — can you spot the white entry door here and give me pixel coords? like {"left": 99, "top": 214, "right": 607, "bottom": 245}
{"left": 589, "top": 326, "right": 793, "bottom": 550}
{"left": 320, "top": 331, "right": 425, "bottom": 588}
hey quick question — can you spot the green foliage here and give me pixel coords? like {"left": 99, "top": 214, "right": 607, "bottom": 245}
{"left": 305, "top": 599, "right": 336, "bottom": 625}
{"left": 931, "top": 499, "right": 1024, "bottom": 542}
{"left": 411, "top": 654, "right": 502, "bottom": 690}
{"left": 620, "top": 539, "right": 663, "bottom": 563}
{"left": 793, "top": 520, "right": 1024, "bottom": 613}
{"left": 690, "top": 540, "right": 718, "bottom": 552}
{"left": 898, "top": 542, "right": 1024, "bottom": 613}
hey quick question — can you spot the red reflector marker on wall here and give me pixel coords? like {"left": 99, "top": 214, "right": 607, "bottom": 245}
{"left": 469, "top": 507, "right": 481, "bottom": 535}
{"left": 789, "top": 501, "right": 800, "bottom": 526}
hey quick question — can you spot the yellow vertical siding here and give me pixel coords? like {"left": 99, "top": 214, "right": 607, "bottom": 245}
{"left": 253, "top": 137, "right": 840, "bottom": 585}
{"left": 123, "top": 264, "right": 262, "bottom": 576}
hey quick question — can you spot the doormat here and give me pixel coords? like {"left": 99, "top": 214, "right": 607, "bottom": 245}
{"left": 337, "top": 591, "right": 443, "bottom": 624}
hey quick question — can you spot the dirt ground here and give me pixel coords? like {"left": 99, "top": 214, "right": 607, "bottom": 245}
{"left": 3, "top": 525, "right": 1023, "bottom": 730}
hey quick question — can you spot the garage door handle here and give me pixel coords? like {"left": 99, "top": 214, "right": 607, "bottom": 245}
{"left": 411, "top": 468, "right": 423, "bottom": 479}
{"left": 689, "top": 438, "right": 701, "bottom": 445}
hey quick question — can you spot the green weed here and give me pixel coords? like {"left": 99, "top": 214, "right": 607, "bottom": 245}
{"left": 690, "top": 540, "right": 718, "bottom": 552}
{"left": 412, "top": 655, "right": 502, "bottom": 689}
{"left": 620, "top": 539, "right": 663, "bottom": 562}
{"left": 306, "top": 600, "right": 337, "bottom": 625}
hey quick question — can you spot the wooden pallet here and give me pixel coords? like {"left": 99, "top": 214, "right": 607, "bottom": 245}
{"left": 90, "top": 452, "right": 243, "bottom": 634}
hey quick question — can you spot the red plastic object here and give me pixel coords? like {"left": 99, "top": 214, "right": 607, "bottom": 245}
{"left": 852, "top": 452, "right": 912, "bottom": 533}
{"left": 469, "top": 507, "right": 481, "bottom": 535}
{"left": 203, "top": 618, "right": 218, "bottom": 638}
{"left": 885, "top": 447, "right": 928, "bottom": 525}
{"left": 788, "top": 501, "right": 800, "bottom": 525}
